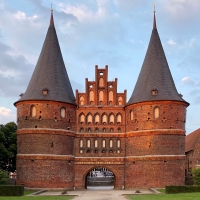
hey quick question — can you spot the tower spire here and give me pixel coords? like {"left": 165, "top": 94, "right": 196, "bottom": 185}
{"left": 152, "top": 4, "right": 156, "bottom": 29}
{"left": 15, "top": 8, "right": 76, "bottom": 105}
{"left": 126, "top": 9, "right": 188, "bottom": 106}
{"left": 50, "top": 4, "right": 54, "bottom": 26}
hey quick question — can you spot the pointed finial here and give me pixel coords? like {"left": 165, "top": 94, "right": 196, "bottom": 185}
{"left": 50, "top": 4, "right": 54, "bottom": 26}
{"left": 152, "top": 4, "right": 157, "bottom": 29}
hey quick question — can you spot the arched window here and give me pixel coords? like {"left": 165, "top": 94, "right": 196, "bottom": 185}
{"left": 89, "top": 91, "right": 94, "bottom": 103}
{"left": 80, "top": 128, "right": 84, "bottom": 132}
{"left": 154, "top": 107, "right": 159, "bottom": 119}
{"left": 80, "top": 96, "right": 84, "bottom": 105}
{"left": 130, "top": 110, "right": 134, "bottom": 120}
{"left": 95, "top": 139, "right": 98, "bottom": 148}
{"left": 117, "top": 139, "right": 121, "bottom": 148}
{"left": 109, "top": 91, "right": 113, "bottom": 103}
{"left": 118, "top": 97, "right": 123, "bottom": 105}
{"left": 95, "top": 128, "right": 99, "bottom": 132}
{"left": 109, "top": 114, "right": 114, "bottom": 124}
{"left": 88, "top": 128, "right": 91, "bottom": 132}
{"left": 87, "top": 114, "right": 92, "bottom": 124}
{"left": 95, "top": 114, "right": 100, "bottom": 124}
{"left": 102, "top": 114, "right": 107, "bottom": 124}
{"left": 117, "top": 114, "right": 122, "bottom": 123}
{"left": 60, "top": 107, "right": 66, "bottom": 118}
{"left": 109, "top": 140, "right": 113, "bottom": 148}
{"left": 87, "top": 139, "right": 91, "bottom": 148}
{"left": 99, "top": 78, "right": 104, "bottom": 87}
{"left": 102, "top": 139, "right": 106, "bottom": 148}
{"left": 80, "top": 140, "right": 83, "bottom": 148}
{"left": 99, "top": 91, "right": 103, "bottom": 103}
{"left": 30, "top": 105, "right": 36, "bottom": 117}
{"left": 80, "top": 114, "right": 85, "bottom": 124}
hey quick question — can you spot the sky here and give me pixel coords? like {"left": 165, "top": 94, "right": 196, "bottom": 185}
{"left": 0, "top": 0, "right": 200, "bottom": 134}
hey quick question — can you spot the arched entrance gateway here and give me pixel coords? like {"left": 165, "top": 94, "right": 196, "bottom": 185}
{"left": 85, "top": 167, "right": 115, "bottom": 189}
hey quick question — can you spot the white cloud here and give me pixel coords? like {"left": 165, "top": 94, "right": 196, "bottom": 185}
{"left": 181, "top": 77, "right": 195, "bottom": 85}
{"left": 189, "top": 38, "right": 196, "bottom": 48}
{"left": 168, "top": 39, "right": 176, "bottom": 45}
{"left": 57, "top": 1, "right": 111, "bottom": 23}
{"left": 13, "top": 11, "right": 38, "bottom": 21}
{"left": 0, "top": 107, "right": 16, "bottom": 124}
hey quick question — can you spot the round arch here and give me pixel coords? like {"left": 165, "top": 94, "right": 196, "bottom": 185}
{"left": 83, "top": 166, "right": 116, "bottom": 189}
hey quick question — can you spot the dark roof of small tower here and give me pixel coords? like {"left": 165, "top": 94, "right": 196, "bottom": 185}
{"left": 127, "top": 12, "right": 188, "bottom": 106}
{"left": 15, "top": 10, "right": 76, "bottom": 105}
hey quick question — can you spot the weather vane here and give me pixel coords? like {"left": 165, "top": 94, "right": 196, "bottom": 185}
{"left": 51, "top": 3, "right": 53, "bottom": 12}
{"left": 152, "top": 4, "right": 156, "bottom": 13}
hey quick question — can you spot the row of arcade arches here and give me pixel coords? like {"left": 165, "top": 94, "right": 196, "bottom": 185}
{"left": 79, "top": 113, "right": 122, "bottom": 124}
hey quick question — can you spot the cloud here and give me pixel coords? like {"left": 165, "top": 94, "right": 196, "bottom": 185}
{"left": 167, "top": 39, "right": 176, "bottom": 45}
{"left": 181, "top": 77, "right": 194, "bottom": 85}
{"left": 0, "top": 41, "right": 34, "bottom": 97}
{"left": 0, "top": 107, "right": 16, "bottom": 124}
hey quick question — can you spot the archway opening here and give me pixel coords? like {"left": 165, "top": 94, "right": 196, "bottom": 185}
{"left": 85, "top": 167, "right": 115, "bottom": 190}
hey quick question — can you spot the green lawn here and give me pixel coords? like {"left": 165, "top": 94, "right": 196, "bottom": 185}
{"left": 0, "top": 196, "right": 74, "bottom": 200}
{"left": 126, "top": 192, "right": 200, "bottom": 200}
{"left": 0, "top": 190, "right": 74, "bottom": 200}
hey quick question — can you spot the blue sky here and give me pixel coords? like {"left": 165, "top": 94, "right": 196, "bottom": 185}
{"left": 0, "top": 0, "right": 200, "bottom": 134}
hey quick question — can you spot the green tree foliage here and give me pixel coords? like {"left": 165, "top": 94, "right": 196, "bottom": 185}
{"left": 0, "top": 169, "right": 9, "bottom": 185}
{"left": 0, "top": 122, "right": 17, "bottom": 172}
{"left": 192, "top": 168, "right": 200, "bottom": 185}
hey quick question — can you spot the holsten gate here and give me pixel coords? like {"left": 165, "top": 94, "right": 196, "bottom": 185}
{"left": 14, "top": 11, "right": 189, "bottom": 189}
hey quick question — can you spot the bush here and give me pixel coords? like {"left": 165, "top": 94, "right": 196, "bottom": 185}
{"left": 0, "top": 185, "right": 24, "bottom": 196}
{"left": 165, "top": 185, "right": 200, "bottom": 194}
{"left": 0, "top": 170, "right": 9, "bottom": 185}
{"left": 192, "top": 168, "right": 200, "bottom": 185}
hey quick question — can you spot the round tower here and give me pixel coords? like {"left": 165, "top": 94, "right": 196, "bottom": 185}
{"left": 125, "top": 12, "right": 189, "bottom": 188}
{"left": 14, "top": 11, "right": 76, "bottom": 188}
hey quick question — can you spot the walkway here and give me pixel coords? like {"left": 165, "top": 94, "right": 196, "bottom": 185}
{"left": 30, "top": 187, "right": 157, "bottom": 200}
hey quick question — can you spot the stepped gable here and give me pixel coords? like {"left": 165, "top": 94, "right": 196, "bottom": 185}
{"left": 15, "top": 10, "right": 76, "bottom": 105}
{"left": 127, "top": 12, "right": 188, "bottom": 106}
{"left": 185, "top": 128, "right": 200, "bottom": 153}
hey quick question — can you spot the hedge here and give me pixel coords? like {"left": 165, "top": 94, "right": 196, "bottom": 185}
{"left": 0, "top": 185, "right": 24, "bottom": 196}
{"left": 165, "top": 185, "right": 200, "bottom": 194}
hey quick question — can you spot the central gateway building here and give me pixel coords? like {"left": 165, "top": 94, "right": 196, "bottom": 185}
{"left": 14, "top": 11, "right": 189, "bottom": 189}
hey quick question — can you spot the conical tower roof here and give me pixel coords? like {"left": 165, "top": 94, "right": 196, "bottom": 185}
{"left": 15, "top": 10, "right": 76, "bottom": 105}
{"left": 127, "top": 12, "right": 188, "bottom": 106}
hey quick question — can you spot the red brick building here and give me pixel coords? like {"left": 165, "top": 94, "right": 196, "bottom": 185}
{"left": 14, "top": 11, "right": 189, "bottom": 189}
{"left": 185, "top": 129, "right": 200, "bottom": 175}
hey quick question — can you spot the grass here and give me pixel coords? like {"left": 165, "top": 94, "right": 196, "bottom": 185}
{"left": 126, "top": 192, "right": 200, "bottom": 200}
{"left": 0, "top": 190, "right": 74, "bottom": 200}
{"left": 23, "top": 190, "right": 38, "bottom": 195}
{"left": 0, "top": 196, "right": 74, "bottom": 200}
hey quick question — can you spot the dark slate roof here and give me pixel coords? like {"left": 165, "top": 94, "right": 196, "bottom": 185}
{"left": 127, "top": 13, "right": 188, "bottom": 106}
{"left": 185, "top": 128, "right": 200, "bottom": 153}
{"left": 15, "top": 11, "right": 76, "bottom": 105}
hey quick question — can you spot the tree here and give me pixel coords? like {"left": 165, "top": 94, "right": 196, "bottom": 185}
{"left": 0, "top": 122, "right": 17, "bottom": 172}
{"left": 0, "top": 169, "right": 9, "bottom": 185}
{"left": 192, "top": 168, "right": 200, "bottom": 185}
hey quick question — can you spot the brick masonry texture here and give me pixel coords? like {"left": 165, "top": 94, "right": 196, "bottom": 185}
{"left": 15, "top": 67, "right": 188, "bottom": 189}
{"left": 16, "top": 101, "right": 76, "bottom": 131}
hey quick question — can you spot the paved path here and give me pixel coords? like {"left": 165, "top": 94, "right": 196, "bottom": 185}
{"left": 29, "top": 188, "right": 156, "bottom": 200}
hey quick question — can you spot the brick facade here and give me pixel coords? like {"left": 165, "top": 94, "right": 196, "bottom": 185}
{"left": 14, "top": 12, "right": 189, "bottom": 189}
{"left": 15, "top": 66, "right": 188, "bottom": 189}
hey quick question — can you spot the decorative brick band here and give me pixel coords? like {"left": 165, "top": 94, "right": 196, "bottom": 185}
{"left": 17, "top": 128, "right": 75, "bottom": 137}
{"left": 125, "top": 155, "right": 185, "bottom": 161}
{"left": 17, "top": 154, "right": 75, "bottom": 160}
{"left": 76, "top": 133, "right": 125, "bottom": 138}
{"left": 75, "top": 157, "right": 124, "bottom": 164}
{"left": 126, "top": 129, "right": 185, "bottom": 137}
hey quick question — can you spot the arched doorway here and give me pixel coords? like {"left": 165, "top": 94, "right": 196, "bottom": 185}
{"left": 85, "top": 167, "right": 115, "bottom": 190}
